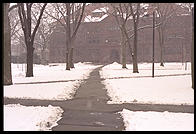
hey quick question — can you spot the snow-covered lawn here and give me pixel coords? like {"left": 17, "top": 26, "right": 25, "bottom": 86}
{"left": 4, "top": 62, "right": 194, "bottom": 131}
{"left": 100, "top": 62, "right": 191, "bottom": 79}
{"left": 4, "top": 62, "right": 101, "bottom": 100}
{"left": 4, "top": 81, "right": 81, "bottom": 100}
{"left": 12, "top": 62, "right": 101, "bottom": 83}
{"left": 100, "top": 62, "right": 194, "bottom": 105}
{"left": 4, "top": 104, "right": 63, "bottom": 131}
{"left": 4, "top": 62, "right": 100, "bottom": 131}
{"left": 120, "top": 109, "right": 194, "bottom": 131}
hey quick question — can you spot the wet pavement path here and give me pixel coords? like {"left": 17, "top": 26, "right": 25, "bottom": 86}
{"left": 51, "top": 66, "right": 125, "bottom": 131}
{"left": 4, "top": 65, "right": 194, "bottom": 131}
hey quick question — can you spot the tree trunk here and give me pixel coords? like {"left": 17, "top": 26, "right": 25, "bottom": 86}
{"left": 133, "top": 23, "right": 139, "bottom": 73}
{"left": 160, "top": 37, "right": 164, "bottom": 66}
{"left": 121, "top": 29, "right": 127, "bottom": 69}
{"left": 160, "top": 37, "right": 164, "bottom": 67}
{"left": 158, "top": 27, "right": 164, "bottom": 67}
{"left": 26, "top": 44, "right": 34, "bottom": 77}
{"left": 3, "top": 3, "right": 12, "bottom": 85}
{"left": 65, "top": 34, "right": 70, "bottom": 70}
{"left": 66, "top": 52, "right": 70, "bottom": 70}
{"left": 70, "top": 47, "right": 74, "bottom": 68}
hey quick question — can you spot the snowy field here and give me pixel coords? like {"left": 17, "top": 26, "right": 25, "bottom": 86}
{"left": 100, "top": 62, "right": 194, "bottom": 131}
{"left": 100, "top": 62, "right": 191, "bottom": 79}
{"left": 4, "top": 62, "right": 194, "bottom": 131}
{"left": 4, "top": 62, "right": 100, "bottom": 131}
{"left": 100, "top": 62, "right": 194, "bottom": 105}
{"left": 4, "top": 81, "right": 81, "bottom": 100}
{"left": 4, "top": 62, "right": 101, "bottom": 100}
{"left": 4, "top": 104, "right": 63, "bottom": 131}
{"left": 120, "top": 109, "right": 194, "bottom": 131}
{"left": 12, "top": 62, "right": 101, "bottom": 83}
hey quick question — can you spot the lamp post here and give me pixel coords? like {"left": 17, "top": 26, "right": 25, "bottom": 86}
{"left": 152, "top": 11, "right": 155, "bottom": 78}
{"left": 191, "top": 7, "right": 194, "bottom": 89}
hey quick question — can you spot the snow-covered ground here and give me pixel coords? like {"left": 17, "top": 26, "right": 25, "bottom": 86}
{"left": 100, "top": 62, "right": 194, "bottom": 105}
{"left": 4, "top": 62, "right": 194, "bottom": 131}
{"left": 101, "top": 62, "right": 194, "bottom": 131}
{"left": 100, "top": 62, "right": 191, "bottom": 79}
{"left": 4, "top": 81, "right": 81, "bottom": 100}
{"left": 12, "top": 62, "right": 101, "bottom": 83}
{"left": 4, "top": 62, "right": 101, "bottom": 100}
{"left": 119, "top": 109, "right": 194, "bottom": 131}
{"left": 4, "top": 104, "right": 63, "bottom": 131}
{"left": 4, "top": 62, "right": 100, "bottom": 131}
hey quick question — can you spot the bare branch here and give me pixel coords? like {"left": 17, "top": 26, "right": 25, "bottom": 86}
{"left": 31, "top": 3, "right": 47, "bottom": 42}
{"left": 9, "top": 4, "right": 19, "bottom": 12}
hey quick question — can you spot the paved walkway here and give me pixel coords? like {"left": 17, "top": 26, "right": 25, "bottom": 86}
{"left": 51, "top": 66, "right": 125, "bottom": 131}
{"left": 4, "top": 65, "right": 194, "bottom": 131}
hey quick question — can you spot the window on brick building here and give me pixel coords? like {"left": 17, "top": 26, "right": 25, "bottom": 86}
{"left": 109, "top": 25, "right": 120, "bottom": 31}
{"left": 164, "top": 46, "right": 181, "bottom": 55}
{"left": 88, "top": 38, "right": 100, "bottom": 44}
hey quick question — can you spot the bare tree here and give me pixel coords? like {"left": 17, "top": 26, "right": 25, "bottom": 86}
{"left": 17, "top": 3, "right": 47, "bottom": 77}
{"left": 9, "top": 8, "right": 21, "bottom": 39}
{"left": 110, "top": 3, "right": 131, "bottom": 69}
{"left": 151, "top": 3, "right": 178, "bottom": 66}
{"left": 4, "top": 3, "right": 12, "bottom": 85}
{"left": 4, "top": 3, "right": 22, "bottom": 85}
{"left": 129, "top": 3, "right": 140, "bottom": 73}
{"left": 45, "top": 3, "right": 85, "bottom": 70}
{"left": 177, "top": 3, "right": 194, "bottom": 89}
{"left": 9, "top": 6, "right": 27, "bottom": 64}
{"left": 109, "top": 3, "right": 141, "bottom": 73}
{"left": 32, "top": 4, "right": 56, "bottom": 65}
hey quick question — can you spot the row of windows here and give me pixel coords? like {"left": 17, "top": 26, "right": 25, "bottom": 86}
{"left": 109, "top": 26, "right": 120, "bottom": 31}
{"left": 88, "top": 39, "right": 100, "bottom": 44}
{"left": 87, "top": 38, "right": 120, "bottom": 44}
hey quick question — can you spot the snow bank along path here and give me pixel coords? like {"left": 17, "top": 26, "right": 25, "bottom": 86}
{"left": 4, "top": 104, "right": 63, "bottom": 131}
{"left": 119, "top": 109, "right": 194, "bottom": 131}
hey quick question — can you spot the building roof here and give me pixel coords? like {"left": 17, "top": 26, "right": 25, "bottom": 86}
{"left": 84, "top": 14, "right": 109, "bottom": 22}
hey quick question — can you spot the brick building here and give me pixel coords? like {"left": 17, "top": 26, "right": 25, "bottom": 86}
{"left": 48, "top": 4, "right": 192, "bottom": 63}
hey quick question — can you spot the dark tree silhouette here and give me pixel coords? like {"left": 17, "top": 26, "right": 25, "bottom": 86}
{"left": 3, "top": 3, "right": 12, "bottom": 85}
{"left": 17, "top": 3, "right": 47, "bottom": 77}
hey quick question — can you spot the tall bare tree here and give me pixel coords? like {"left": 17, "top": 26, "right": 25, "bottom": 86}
{"left": 32, "top": 4, "right": 56, "bottom": 65}
{"left": 151, "top": 3, "right": 177, "bottom": 66}
{"left": 178, "top": 3, "right": 194, "bottom": 89}
{"left": 4, "top": 3, "right": 12, "bottom": 85}
{"left": 110, "top": 3, "right": 131, "bottom": 69}
{"left": 129, "top": 3, "right": 140, "bottom": 73}
{"left": 110, "top": 3, "right": 141, "bottom": 73}
{"left": 45, "top": 3, "right": 85, "bottom": 70}
{"left": 17, "top": 3, "right": 47, "bottom": 77}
